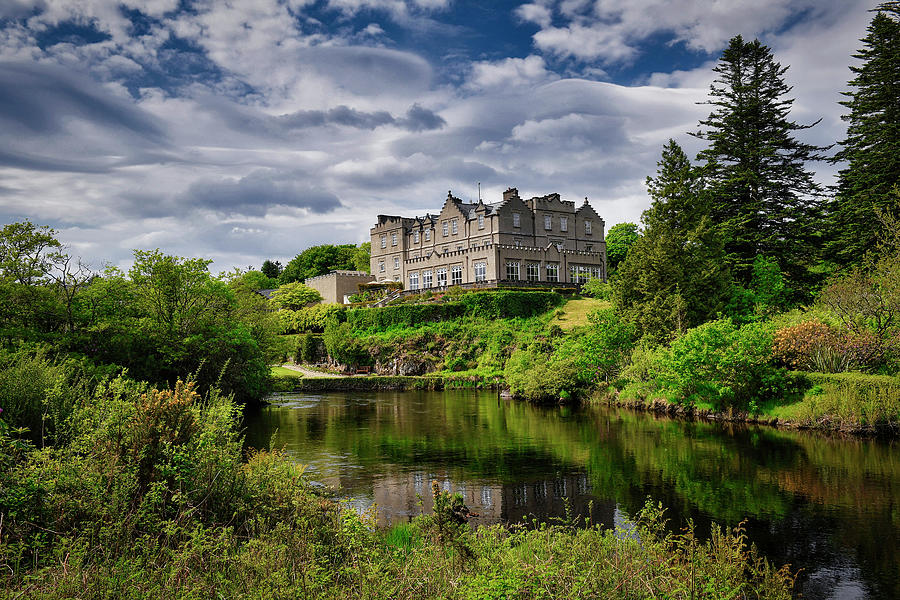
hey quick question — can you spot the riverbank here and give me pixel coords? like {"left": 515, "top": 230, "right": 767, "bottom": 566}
{"left": 1, "top": 376, "right": 795, "bottom": 600}
{"left": 271, "top": 371, "right": 503, "bottom": 393}
{"left": 598, "top": 370, "right": 900, "bottom": 435}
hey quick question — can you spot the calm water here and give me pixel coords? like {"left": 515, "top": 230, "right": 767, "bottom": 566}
{"left": 243, "top": 390, "right": 900, "bottom": 599}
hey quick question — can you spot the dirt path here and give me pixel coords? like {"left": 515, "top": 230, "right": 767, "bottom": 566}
{"left": 280, "top": 363, "right": 348, "bottom": 378}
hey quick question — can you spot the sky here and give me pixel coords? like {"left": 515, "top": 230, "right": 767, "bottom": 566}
{"left": 0, "top": 0, "right": 880, "bottom": 272}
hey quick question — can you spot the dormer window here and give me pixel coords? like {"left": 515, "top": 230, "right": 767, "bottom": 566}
{"left": 451, "top": 219, "right": 458, "bottom": 234}
{"left": 544, "top": 215, "right": 552, "bottom": 230}
{"left": 425, "top": 230, "right": 431, "bottom": 241}
{"left": 381, "top": 235, "right": 386, "bottom": 249}
{"left": 443, "top": 221, "right": 449, "bottom": 236}
{"left": 560, "top": 217, "right": 568, "bottom": 232}
{"left": 414, "top": 231, "right": 419, "bottom": 243}
{"left": 513, "top": 212, "right": 520, "bottom": 228}
{"left": 478, "top": 214, "right": 484, "bottom": 229}
{"left": 585, "top": 221, "right": 592, "bottom": 235}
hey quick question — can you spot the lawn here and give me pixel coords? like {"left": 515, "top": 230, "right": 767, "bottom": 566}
{"left": 271, "top": 365, "right": 303, "bottom": 378}
{"left": 550, "top": 298, "right": 610, "bottom": 330}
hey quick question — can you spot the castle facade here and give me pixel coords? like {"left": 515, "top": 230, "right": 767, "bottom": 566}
{"left": 369, "top": 188, "right": 606, "bottom": 289}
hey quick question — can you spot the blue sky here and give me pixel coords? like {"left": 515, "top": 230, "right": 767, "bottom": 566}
{"left": 0, "top": 0, "right": 878, "bottom": 271}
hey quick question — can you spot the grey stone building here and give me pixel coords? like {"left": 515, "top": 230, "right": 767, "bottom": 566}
{"left": 370, "top": 187, "right": 606, "bottom": 289}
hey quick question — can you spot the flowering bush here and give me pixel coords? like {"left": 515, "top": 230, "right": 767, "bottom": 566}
{"left": 772, "top": 321, "right": 886, "bottom": 372}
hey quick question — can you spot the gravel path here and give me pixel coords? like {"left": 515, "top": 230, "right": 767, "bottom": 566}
{"left": 280, "top": 363, "right": 348, "bottom": 378}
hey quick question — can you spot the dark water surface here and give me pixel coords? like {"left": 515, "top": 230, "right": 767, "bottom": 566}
{"left": 243, "top": 390, "right": 900, "bottom": 599}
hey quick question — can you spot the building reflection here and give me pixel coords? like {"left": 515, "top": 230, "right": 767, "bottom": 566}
{"left": 369, "top": 469, "right": 615, "bottom": 528}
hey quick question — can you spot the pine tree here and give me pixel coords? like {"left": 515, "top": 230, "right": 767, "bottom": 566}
{"left": 612, "top": 141, "right": 732, "bottom": 342}
{"left": 693, "top": 35, "right": 826, "bottom": 285}
{"left": 827, "top": 3, "right": 900, "bottom": 266}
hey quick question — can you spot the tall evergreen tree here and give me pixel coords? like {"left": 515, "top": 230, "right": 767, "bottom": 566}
{"left": 693, "top": 35, "right": 826, "bottom": 285}
{"left": 827, "top": 3, "right": 900, "bottom": 266}
{"left": 613, "top": 140, "right": 732, "bottom": 342}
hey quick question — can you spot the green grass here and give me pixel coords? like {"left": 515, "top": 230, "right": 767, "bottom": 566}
{"left": 765, "top": 372, "right": 900, "bottom": 430}
{"left": 270, "top": 365, "right": 303, "bottom": 377}
{"left": 551, "top": 298, "right": 610, "bottom": 330}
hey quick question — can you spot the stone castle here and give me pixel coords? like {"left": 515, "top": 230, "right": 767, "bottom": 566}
{"left": 369, "top": 187, "right": 606, "bottom": 289}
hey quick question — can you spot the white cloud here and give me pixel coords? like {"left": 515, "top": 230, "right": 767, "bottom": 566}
{"left": 515, "top": 2, "right": 553, "bottom": 28}
{"left": 467, "top": 55, "right": 554, "bottom": 90}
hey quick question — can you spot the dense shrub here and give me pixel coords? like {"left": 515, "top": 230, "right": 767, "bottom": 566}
{"left": 278, "top": 303, "right": 347, "bottom": 333}
{"left": 346, "top": 303, "right": 467, "bottom": 329}
{"left": 772, "top": 320, "right": 888, "bottom": 373}
{"left": 323, "top": 321, "right": 372, "bottom": 366}
{"left": 505, "top": 347, "right": 583, "bottom": 403}
{"left": 460, "top": 290, "right": 563, "bottom": 318}
{"left": 580, "top": 277, "right": 611, "bottom": 300}
{"left": 552, "top": 308, "right": 635, "bottom": 384}
{"left": 651, "top": 318, "right": 791, "bottom": 410}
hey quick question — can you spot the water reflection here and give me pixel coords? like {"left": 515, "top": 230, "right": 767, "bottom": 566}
{"left": 243, "top": 389, "right": 900, "bottom": 600}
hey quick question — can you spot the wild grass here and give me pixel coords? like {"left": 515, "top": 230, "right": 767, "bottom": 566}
{"left": 0, "top": 365, "right": 794, "bottom": 600}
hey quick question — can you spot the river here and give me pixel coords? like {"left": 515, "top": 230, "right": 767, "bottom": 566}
{"left": 243, "top": 389, "right": 900, "bottom": 599}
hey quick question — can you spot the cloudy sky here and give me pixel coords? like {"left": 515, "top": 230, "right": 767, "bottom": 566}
{"left": 0, "top": 0, "right": 879, "bottom": 271}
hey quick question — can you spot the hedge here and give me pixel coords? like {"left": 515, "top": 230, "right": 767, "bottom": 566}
{"left": 459, "top": 290, "right": 564, "bottom": 318}
{"left": 344, "top": 290, "right": 564, "bottom": 330}
{"left": 346, "top": 303, "right": 468, "bottom": 329}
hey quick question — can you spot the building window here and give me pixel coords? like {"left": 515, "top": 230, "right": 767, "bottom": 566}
{"left": 526, "top": 263, "right": 539, "bottom": 281}
{"left": 514, "top": 239, "right": 522, "bottom": 247}
{"left": 456, "top": 243, "right": 462, "bottom": 251}
{"left": 379, "top": 261, "right": 385, "bottom": 273}
{"left": 443, "top": 221, "right": 449, "bottom": 236}
{"left": 560, "top": 217, "right": 567, "bottom": 232}
{"left": 570, "top": 265, "right": 577, "bottom": 282}
{"left": 409, "top": 272, "right": 419, "bottom": 290}
{"left": 437, "top": 268, "right": 447, "bottom": 287}
{"left": 585, "top": 221, "right": 592, "bottom": 235}
{"left": 451, "top": 266, "right": 463, "bottom": 285}
{"left": 391, "top": 232, "right": 397, "bottom": 246}
{"left": 544, "top": 215, "right": 552, "bottom": 230}
{"left": 513, "top": 212, "right": 520, "bottom": 228}
{"left": 586, "top": 244, "right": 593, "bottom": 251}
{"left": 546, "top": 263, "right": 558, "bottom": 282}
{"left": 394, "top": 257, "right": 400, "bottom": 270}
{"left": 425, "top": 230, "right": 431, "bottom": 241}
{"left": 380, "top": 235, "right": 386, "bottom": 249}
{"left": 506, "top": 261, "right": 520, "bottom": 280}
{"left": 423, "top": 270, "right": 432, "bottom": 288}
{"left": 443, "top": 246, "right": 449, "bottom": 253}
{"left": 395, "top": 276, "right": 400, "bottom": 282}
{"left": 474, "top": 262, "right": 486, "bottom": 282}
{"left": 414, "top": 231, "right": 419, "bottom": 243}
{"left": 412, "top": 253, "right": 419, "bottom": 259}
{"left": 451, "top": 219, "right": 458, "bottom": 234}
{"left": 478, "top": 214, "right": 484, "bottom": 229}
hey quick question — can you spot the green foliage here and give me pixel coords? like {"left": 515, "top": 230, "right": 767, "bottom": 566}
{"left": 269, "top": 281, "right": 323, "bottom": 310}
{"left": 277, "top": 302, "right": 346, "bottom": 334}
{"left": 279, "top": 243, "right": 368, "bottom": 283}
{"left": 228, "top": 268, "right": 278, "bottom": 290}
{"left": 772, "top": 321, "right": 888, "bottom": 373}
{"left": 294, "top": 333, "right": 322, "bottom": 364}
{"left": 775, "top": 371, "right": 900, "bottom": 429}
{"left": 651, "top": 318, "right": 792, "bottom": 410}
{"left": 828, "top": 5, "right": 900, "bottom": 266}
{"left": 323, "top": 321, "right": 371, "bottom": 366}
{"left": 260, "top": 259, "right": 282, "bottom": 280}
{"left": 348, "top": 303, "right": 467, "bottom": 329}
{"left": 560, "top": 308, "right": 635, "bottom": 383}
{"left": 505, "top": 347, "right": 583, "bottom": 403}
{"left": 613, "top": 140, "right": 732, "bottom": 342}
{"left": 605, "top": 222, "right": 638, "bottom": 272}
{"left": 694, "top": 35, "right": 826, "bottom": 286}
{"left": 580, "top": 277, "right": 610, "bottom": 299}
{"left": 458, "top": 290, "right": 563, "bottom": 319}
{"left": 0, "top": 220, "right": 61, "bottom": 286}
